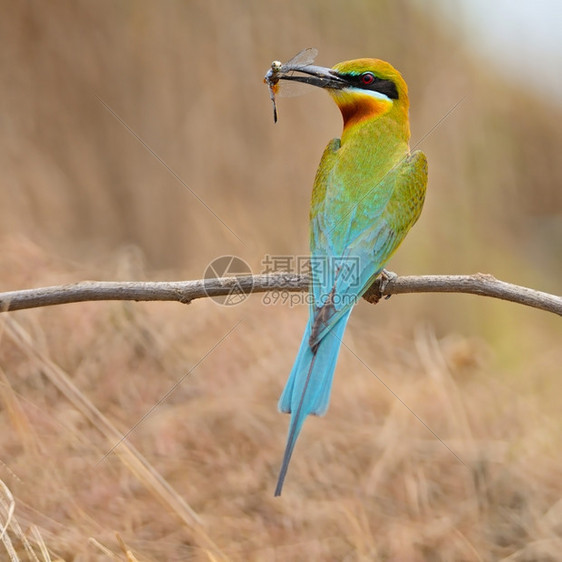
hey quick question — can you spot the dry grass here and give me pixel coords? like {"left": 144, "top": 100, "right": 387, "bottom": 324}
{"left": 0, "top": 1, "right": 561, "bottom": 560}
{"left": 0, "top": 239, "right": 560, "bottom": 560}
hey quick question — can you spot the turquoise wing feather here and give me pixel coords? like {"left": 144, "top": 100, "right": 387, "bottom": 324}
{"left": 309, "top": 146, "right": 427, "bottom": 345}
{"left": 274, "top": 141, "right": 427, "bottom": 495}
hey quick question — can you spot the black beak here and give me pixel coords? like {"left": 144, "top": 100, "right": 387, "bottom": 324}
{"left": 264, "top": 59, "right": 348, "bottom": 123}
{"left": 265, "top": 63, "right": 348, "bottom": 91}
{"left": 280, "top": 65, "right": 348, "bottom": 89}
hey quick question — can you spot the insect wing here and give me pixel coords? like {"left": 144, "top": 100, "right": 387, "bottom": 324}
{"left": 264, "top": 48, "right": 319, "bottom": 122}
{"left": 282, "top": 47, "right": 318, "bottom": 69}
{"left": 275, "top": 48, "right": 319, "bottom": 98}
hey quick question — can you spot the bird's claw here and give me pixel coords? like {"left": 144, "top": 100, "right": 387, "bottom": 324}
{"left": 379, "top": 269, "right": 397, "bottom": 295}
{"left": 362, "top": 269, "right": 397, "bottom": 304}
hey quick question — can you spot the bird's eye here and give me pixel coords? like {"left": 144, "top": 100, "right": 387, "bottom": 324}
{"left": 360, "top": 72, "right": 376, "bottom": 85}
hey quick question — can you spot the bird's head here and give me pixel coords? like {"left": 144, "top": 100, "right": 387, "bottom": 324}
{"left": 276, "top": 58, "right": 409, "bottom": 132}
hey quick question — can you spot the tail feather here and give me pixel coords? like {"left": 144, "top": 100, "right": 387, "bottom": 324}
{"left": 275, "top": 310, "right": 352, "bottom": 496}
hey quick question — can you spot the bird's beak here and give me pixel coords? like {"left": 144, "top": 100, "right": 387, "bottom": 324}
{"left": 267, "top": 64, "right": 347, "bottom": 91}
{"left": 264, "top": 60, "right": 348, "bottom": 122}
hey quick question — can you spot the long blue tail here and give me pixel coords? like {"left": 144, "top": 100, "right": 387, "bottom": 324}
{"left": 275, "top": 309, "right": 352, "bottom": 496}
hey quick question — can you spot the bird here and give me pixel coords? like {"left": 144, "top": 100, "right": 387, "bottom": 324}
{"left": 267, "top": 55, "right": 428, "bottom": 496}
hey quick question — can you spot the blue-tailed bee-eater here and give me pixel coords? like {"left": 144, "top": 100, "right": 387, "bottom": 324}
{"left": 265, "top": 51, "right": 428, "bottom": 495}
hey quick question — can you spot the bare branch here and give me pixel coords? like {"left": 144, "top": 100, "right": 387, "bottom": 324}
{"left": 0, "top": 273, "right": 560, "bottom": 316}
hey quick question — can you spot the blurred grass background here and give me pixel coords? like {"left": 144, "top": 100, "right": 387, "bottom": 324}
{"left": 0, "top": 1, "right": 561, "bottom": 560}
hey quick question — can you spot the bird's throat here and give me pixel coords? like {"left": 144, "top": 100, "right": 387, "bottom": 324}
{"left": 331, "top": 91, "right": 392, "bottom": 132}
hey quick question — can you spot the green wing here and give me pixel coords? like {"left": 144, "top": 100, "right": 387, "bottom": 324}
{"left": 309, "top": 146, "right": 427, "bottom": 346}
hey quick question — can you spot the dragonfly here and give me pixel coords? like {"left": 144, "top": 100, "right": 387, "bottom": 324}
{"left": 264, "top": 48, "right": 320, "bottom": 123}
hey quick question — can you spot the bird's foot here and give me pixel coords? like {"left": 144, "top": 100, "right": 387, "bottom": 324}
{"left": 379, "top": 269, "right": 397, "bottom": 294}
{"left": 363, "top": 269, "right": 397, "bottom": 304}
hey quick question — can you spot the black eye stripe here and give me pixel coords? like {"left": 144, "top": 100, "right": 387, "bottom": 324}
{"left": 339, "top": 73, "right": 399, "bottom": 100}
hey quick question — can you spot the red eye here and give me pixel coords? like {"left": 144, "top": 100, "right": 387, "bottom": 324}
{"left": 361, "top": 72, "right": 375, "bottom": 85}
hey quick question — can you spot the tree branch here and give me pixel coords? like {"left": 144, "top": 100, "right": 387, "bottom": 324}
{"left": 0, "top": 273, "right": 560, "bottom": 316}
